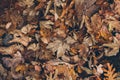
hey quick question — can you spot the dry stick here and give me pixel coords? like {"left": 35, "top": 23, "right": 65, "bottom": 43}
{"left": 54, "top": 0, "right": 57, "bottom": 20}
{"left": 80, "top": 15, "right": 85, "bottom": 29}
{"left": 44, "top": 0, "right": 52, "bottom": 16}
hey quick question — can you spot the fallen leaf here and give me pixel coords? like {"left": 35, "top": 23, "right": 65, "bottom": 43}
{"left": 9, "top": 30, "right": 32, "bottom": 46}
{"left": 0, "top": 44, "right": 24, "bottom": 55}
{"left": 21, "top": 24, "right": 37, "bottom": 34}
{"left": 103, "top": 63, "right": 117, "bottom": 80}
{"left": 114, "top": 0, "right": 120, "bottom": 15}
{"left": 40, "top": 20, "right": 54, "bottom": 29}
{"left": 15, "top": 64, "right": 27, "bottom": 72}
{"left": 19, "top": 0, "right": 34, "bottom": 8}
{"left": 27, "top": 43, "right": 39, "bottom": 51}
{"left": 34, "top": 65, "right": 41, "bottom": 72}
{"left": 46, "top": 38, "right": 70, "bottom": 58}
{"left": 102, "top": 38, "right": 119, "bottom": 56}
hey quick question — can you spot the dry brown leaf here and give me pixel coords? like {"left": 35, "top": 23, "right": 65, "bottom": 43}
{"left": 98, "top": 25, "right": 112, "bottom": 41}
{"left": 55, "top": 22, "right": 68, "bottom": 38}
{"left": 40, "top": 20, "right": 53, "bottom": 29}
{"left": 59, "top": 0, "right": 75, "bottom": 19}
{"left": 103, "top": 63, "right": 117, "bottom": 80}
{"left": 2, "top": 51, "right": 24, "bottom": 68}
{"left": 91, "top": 14, "right": 102, "bottom": 31}
{"left": 18, "top": 0, "right": 34, "bottom": 8}
{"left": 27, "top": 43, "right": 39, "bottom": 51}
{"left": 108, "top": 20, "right": 120, "bottom": 31}
{"left": 102, "top": 42, "right": 119, "bottom": 56}
{"left": 44, "top": 60, "right": 77, "bottom": 80}
{"left": 0, "top": 28, "right": 6, "bottom": 37}
{"left": 84, "top": 15, "right": 98, "bottom": 43}
{"left": 0, "top": 64, "right": 7, "bottom": 78}
{"left": 9, "top": 30, "right": 32, "bottom": 46}
{"left": 5, "top": 22, "right": 12, "bottom": 29}
{"left": 15, "top": 64, "right": 27, "bottom": 72}
{"left": 21, "top": 24, "right": 37, "bottom": 34}
{"left": 46, "top": 38, "right": 70, "bottom": 58}
{"left": 34, "top": 65, "right": 41, "bottom": 72}
{"left": 35, "top": 1, "right": 45, "bottom": 11}
{"left": 80, "top": 66, "right": 93, "bottom": 74}
{"left": 114, "top": 0, "right": 120, "bottom": 15}
{"left": 54, "top": 28, "right": 67, "bottom": 38}
{"left": 54, "top": 0, "right": 64, "bottom": 7}
{"left": 0, "top": 44, "right": 24, "bottom": 55}
{"left": 40, "top": 27, "right": 51, "bottom": 44}
{"left": 93, "top": 64, "right": 104, "bottom": 76}
{"left": 115, "top": 33, "right": 120, "bottom": 40}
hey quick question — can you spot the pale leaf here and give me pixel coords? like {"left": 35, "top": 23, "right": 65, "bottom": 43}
{"left": 103, "top": 43, "right": 119, "bottom": 56}
{"left": 21, "top": 24, "right": 37, "bottom": 34}
{"left": 40, "top": 20, "right": 54, "bottom": 29}
{"left": 46, "top": 38, "right": 70, "bottom": 58}
{"left": 27, "top": 43, "right": 39, "bottom": 51}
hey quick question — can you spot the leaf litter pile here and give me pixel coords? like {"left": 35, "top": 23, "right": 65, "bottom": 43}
{"left": 1, "top": 0, "right": 120, "bottom": 80}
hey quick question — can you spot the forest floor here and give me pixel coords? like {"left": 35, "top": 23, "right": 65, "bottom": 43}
{"left": 0, "top": 0, "right": 120, "bottom": 80}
